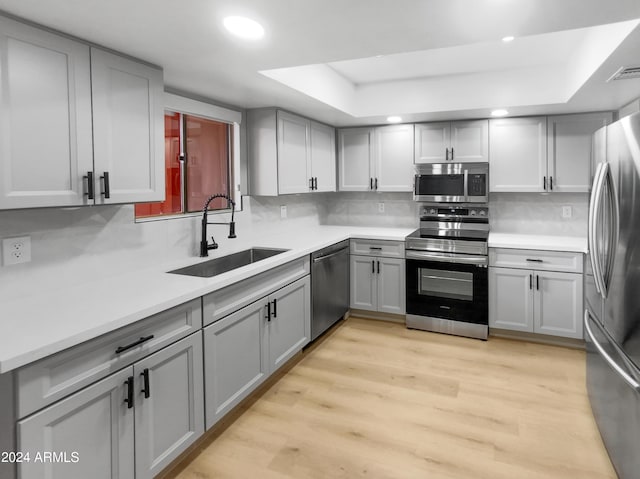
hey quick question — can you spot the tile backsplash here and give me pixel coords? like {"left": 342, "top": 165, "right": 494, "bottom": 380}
{"left": 0, "top": 190, "right": 588, "bottom": 300}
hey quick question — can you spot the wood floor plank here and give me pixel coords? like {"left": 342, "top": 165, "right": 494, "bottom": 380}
{"left": 163, "top": 317, "right": 617, "bottom": 479}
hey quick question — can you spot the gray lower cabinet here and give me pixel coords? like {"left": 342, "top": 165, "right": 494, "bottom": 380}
{"left": 350, "top": 255, "right": 405, "bottom": 314}
{"left": 204, "top": 275, "right": 310, "bottom": 429}
{"left": 17, "top": 332, "right": 204, "bottom": 479}
{"left": 18, "top": 367, "right": 135, "bottom": 479}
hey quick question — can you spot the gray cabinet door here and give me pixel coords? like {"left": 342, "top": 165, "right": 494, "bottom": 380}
{"left": 489, "top": 267, "right": 534, "bottom": 332}
{"left": 277, "top": 110, "right": 310, "bottom": 194}
{"left": 377, "top": 257, "right": 406, "bottom": 314}
{"left": 350, "top": 255, "right": 377, "bottom": 311}
{"left": 534, "top": 271, "right": 583, "bottom": 338}
{"left": 0, "top": 15, "right": 93, "bottom": 209}
{"left": 414, "top": 122, "right": 450, "bottom": 163}
{"left": 267, "top": 276, "right": 311, "bottom": 373}
{"left": 134, "top": 332, "right": 204, "bottom": 479}
{"left": 204, "top": 300, "right": 268, "bottom": 429}
{"left": 18, "top": 368, "right": 135, "bottom": 479}
{"left": 338, "top": 128, "right": 373, "bottom": 191}
{"left": 91, "top": 48, "right": 164, "bottom": 204}
{"left": 374, "top": 124, "right": 414, "bottom": 192}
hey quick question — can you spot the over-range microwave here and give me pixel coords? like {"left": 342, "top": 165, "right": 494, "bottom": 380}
{"left": 414, "top": 163, "right": 488, "bottom": 203}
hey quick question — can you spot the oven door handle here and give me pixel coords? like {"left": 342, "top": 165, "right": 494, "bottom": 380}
{"left": 406, "top": 250, "right": 488, "bottom": 266}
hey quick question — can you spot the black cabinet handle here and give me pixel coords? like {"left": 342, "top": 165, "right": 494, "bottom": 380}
{"left": 272, "top": 298, "right": 277, "bottom": 318}
{"left": 526, "top": 258, "right": 543, "bottom": 263}
{"left": 451, "top": 147, "right": 454, "bottom": 161}
{"left": 265, "top": 301, "right": 271, "bottom": 321}
{"left": 371, "top": 260, "right": 375, "bottom": 274}
{"left": 377, "top": 260, "right": 380, "bottom": 274}
{"left": 84, "top": 171, "right": 94, "bottom": 200}
{"left": 369, "top": 247, "right": 382, "bottom": 251}
{"left": 124, "top": 376, "right": 134, "bottom": 409}
{"left": 141, "top": 368, "right": 150, "bottom": 399}
{"left": 115, "top": 335, "right": 154, "bottom": 354}
{"left": 549, "top": 176, "right": 553, "bottom": 191}
{"left": 314, "top": 177, "right": 318, "bottom": 190}
{"left": 445, "top": 148, "right": 449, "bottom": 161}
{"left": 536, "top": 275, "right": 540, "bottom": 291}
{"left": 543, "top": 176, "right": 547, "bottom": 191}
{"left": 309, "top": 178, "right": 314, "bottom": 190}
{"left": 529, "top": 274, "right": 533, "bottom": 290}
{"left": 375, "top": 178, "right": 378, "bottom": 190}
{"left": 370, "top": 178, "right": 373, "bottom": 190}
{"left": 101, "top": 171, "right": 111, "bottom": 199}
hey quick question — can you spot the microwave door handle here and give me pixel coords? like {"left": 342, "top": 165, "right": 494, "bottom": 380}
{"left": 463, "top": 170, "right": 469, "bottom": 203}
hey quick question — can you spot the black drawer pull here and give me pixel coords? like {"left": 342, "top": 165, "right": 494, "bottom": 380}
{"left": 536, "top": 275, "right": 540, "bottom": 291}
{"left": 141, "top": 368, "right": 151, "bottom": 399}
{"left": 377, "top": 260, "right": 380, "bottom": 274}
{"left": 115, "top": 335, "right": 154, "bottom": 354}
{"left": 525, "top": 259, "right": 543, "bottom": 263}
{"left": 529, "top": 274, "right": 533, "bottom": 290}
{"left": 124, "top": 376, "right": 134, "bottom": 409}
{"left": 83, "top": 171, "right": 94, "bottom": 199}
{"left": 101, "top": 171, "right": 111, "bottom": 199}
{"left": 369, "top": 247, "right": 382, "bottom": 251}
{"left": 372, "top": 260, "right": 375, "bottom": 274}
{"left": 272, "top": 298, "right": 277, "bottom": 318}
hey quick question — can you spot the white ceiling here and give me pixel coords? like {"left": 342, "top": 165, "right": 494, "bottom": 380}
{"left": 1, "top": 0, "right": 639, "bottom": 126}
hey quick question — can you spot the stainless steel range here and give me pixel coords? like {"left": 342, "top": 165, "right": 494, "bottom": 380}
{"left": 405, "top": 204, "right": 489, "bottom": 340}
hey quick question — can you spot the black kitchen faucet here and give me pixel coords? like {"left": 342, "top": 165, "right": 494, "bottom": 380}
{"left": 200, "top": 194, "right": 236, "bottom": 257}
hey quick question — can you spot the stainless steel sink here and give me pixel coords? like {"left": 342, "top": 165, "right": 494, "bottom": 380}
{"left": 167, "top": 248, "right": 288, "bottom": 278}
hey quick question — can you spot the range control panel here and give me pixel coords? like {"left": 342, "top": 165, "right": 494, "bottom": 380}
{"left": 419, "top": 204, "right": 489, "bottom": 220}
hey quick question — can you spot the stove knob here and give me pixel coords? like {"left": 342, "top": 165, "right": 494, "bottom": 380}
{"left": 429, "top": 208, "right": 437, "bottom": 215}
{"left": 469, "top": 210, "right": 477, "bottom": 216}
{"left": 479, "top": 210, "right": 486, "bottom": 216}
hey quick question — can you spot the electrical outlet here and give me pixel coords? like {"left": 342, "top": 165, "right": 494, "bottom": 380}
{"left": 562, "top": 206, "right": 572, "bottom": 218}
{"left": 2, "top": 236, "right": 31, "bottom": 265}
{"left": 280, "top": 205, "right": 287, "bottom": 219}
{"left": 378, "top": 202, "right": 385, "bottom": 213}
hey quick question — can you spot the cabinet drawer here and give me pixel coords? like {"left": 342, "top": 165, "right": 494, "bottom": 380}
{"left": 17, "top": 298, "right": 202, "bottom": 418}
{"left": 489, "top": 248, "right": 583, "bottom": 273}
{"left": 350, "top": 239, "right": 404, "bottom": 258}
{"left": 203, "top": 256, "right": 310, "bottom": 326}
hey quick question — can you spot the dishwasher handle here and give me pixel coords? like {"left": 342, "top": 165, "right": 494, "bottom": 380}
{"left": 313, "top": 247, "right": 349, "bottom": 263}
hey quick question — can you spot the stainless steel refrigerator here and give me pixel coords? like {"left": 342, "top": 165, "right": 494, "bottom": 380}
{"left": 585, "top": 111, "right": 640, "bottom": 479}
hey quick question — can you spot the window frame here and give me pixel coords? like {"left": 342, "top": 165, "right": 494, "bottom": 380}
{"left": 135, "top": 93, "right": 242, "bottom": 222}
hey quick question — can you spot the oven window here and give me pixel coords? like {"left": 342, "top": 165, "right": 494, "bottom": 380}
{"left": 419, "top": 268, "right": 473, "bottom": 301}
{"left": 416, "top": 175, "right": 464, "bottom": 196}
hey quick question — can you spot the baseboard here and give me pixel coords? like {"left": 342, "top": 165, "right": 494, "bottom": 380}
{"left": 349, "top": 309, "right": 406, "bottom": 324}
{"left": 489, "top": 328, "right": 585, "bottom": 349}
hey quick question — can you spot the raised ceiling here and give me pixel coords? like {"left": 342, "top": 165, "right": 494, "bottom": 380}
{"left": 0, "top": 0, "right": 639, "bottom": 126}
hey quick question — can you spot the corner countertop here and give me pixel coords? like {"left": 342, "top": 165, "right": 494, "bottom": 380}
{"left": 0, "top": 224, "right": 413, "bottom": 374}
{"left": 488, "top": 232, "right": 587, "bottom": 253}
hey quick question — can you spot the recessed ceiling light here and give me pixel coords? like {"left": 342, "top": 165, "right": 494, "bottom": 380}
{"left": 223, "top": 16, "right": 265, "bottom": 40}
{"left": 491, "top": 109, "right": 509, "bottom": 117}
{"left": 387, "top": 116, "right": 402, "bottom": 123}
{"left": 502, "top": 36, "right": 515, "bottom": 43}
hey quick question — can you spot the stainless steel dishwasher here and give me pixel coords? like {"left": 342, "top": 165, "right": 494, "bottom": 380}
{"left": 311, "top": 240, "right": 350, "bottom": 341}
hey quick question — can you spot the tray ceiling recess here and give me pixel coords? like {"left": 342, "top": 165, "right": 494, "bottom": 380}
{"left": 260, "top": 19, "right": 640, "bottom": 118}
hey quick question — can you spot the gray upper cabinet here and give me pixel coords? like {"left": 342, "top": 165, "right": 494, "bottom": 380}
{"left": 0, "top": 14, "right": 165, "bottom": 210}
{"left": 415, "top": 120, "right": 488, "bottom": 164}
{"left": 18, "top": 367, "right": 135, "bottom": 479}
{"left": 248, "top": 109, "right": 336, "bottom": 195}
{"left": 338, "top": 124, "right": 414, "bottom": 192}
{"left": 547, "top": 112, "right": 612, "bottom": 192}
{"left": 134, "top": 333, "right": 204, "bottom": 479}
{"left": 0, "top": 15, "right": 93, "bottom": 209}
{"left": 90, "top": 48, "right": 164, "bottom": 204}
{"left": 490, "top": 113, "right": 612, "bottom": 193}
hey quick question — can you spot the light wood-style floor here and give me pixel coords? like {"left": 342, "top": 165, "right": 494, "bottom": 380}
{"left": 164, "top": 317, "right": 616, "bottom": 479}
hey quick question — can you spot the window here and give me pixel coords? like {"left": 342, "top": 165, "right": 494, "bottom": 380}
{"left": 135, "top": 94, "right": 241, "bottom": 219}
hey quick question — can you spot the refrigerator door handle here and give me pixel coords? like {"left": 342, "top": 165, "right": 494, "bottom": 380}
{"left": 588, "top": 162, "right": 607, "bottom": 296}
{"left": 584, "top": 309, "right": 640, "bottom": 391}
{"left": 603, "top": 164, "right": 620, "bottom": 294}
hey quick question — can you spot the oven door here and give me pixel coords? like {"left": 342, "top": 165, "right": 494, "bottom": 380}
{"left": 406, "top": 251, "right": 488, "bottom": 325}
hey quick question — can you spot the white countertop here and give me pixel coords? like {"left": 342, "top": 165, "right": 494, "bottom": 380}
{"left": 0, "top": 224, "right": 412, "bottom": 374}
{"left": 488, "top": 232, "right": 587, "bottom": 253}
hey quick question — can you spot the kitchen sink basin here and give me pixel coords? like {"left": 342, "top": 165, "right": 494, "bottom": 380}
{"left": 167, "top": 247, "right": 288, "bottom": 278}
